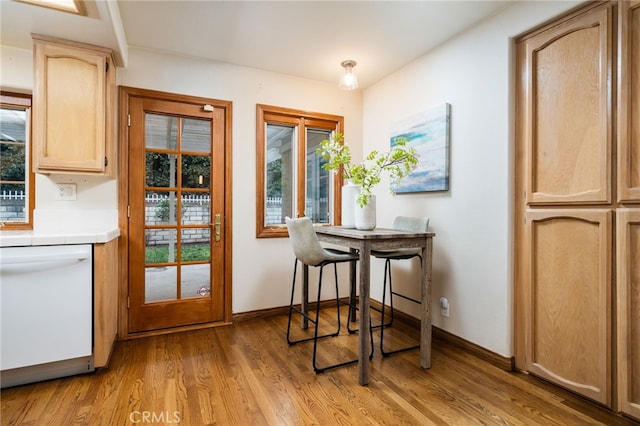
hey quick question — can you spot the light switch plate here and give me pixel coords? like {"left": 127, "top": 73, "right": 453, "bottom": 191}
{"left": 56, "top": 183, "right": 77, "bottom": 201}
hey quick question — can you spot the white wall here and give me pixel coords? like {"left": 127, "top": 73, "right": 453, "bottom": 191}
{"left": 363, "top": 1, "right": 583, "bottom": 357}
{"left": 0, "top": 46, "right": 32, "bottom": 92}
{"left": 1, "top": 0, "right": 583, "bottom": 358}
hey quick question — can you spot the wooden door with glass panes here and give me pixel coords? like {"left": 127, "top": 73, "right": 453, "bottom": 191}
{"left": 128, "top": 95, "right": 228, "bottom": 333}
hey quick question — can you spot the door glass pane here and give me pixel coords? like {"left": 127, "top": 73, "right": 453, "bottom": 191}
{"left": 306, "top": 129, "right": 331, "bottom": 224}
{"left": 146, "top": 153, "right": 177, "bottom": 188}
{"left": 145, "top": 228, "right": 178, "bottom": 264}
{"left": 145, "top": 114, "right": 177, "bottom": 150}
{"left": 145, "top": 266, "right": 177, "bottom": 303}
{"left": 146, "top": 191, "right": 177, "bottom": 225}
{"left": 265, "top": 124, "right": 295, "bottom": 225}
{"left": 182, "top": 118, "right": 211, "bottom": 153}
{"left": 181, "top": 264, "right": 211, "bottom": 299}
{"left": 182, "top": 155, "right": 211, "bottom": 189}
{"left": 181, "top": 228, "right": 210, "bottom": 261}
{"left": 182, "top": 193, "right": 210, "bottom": 226}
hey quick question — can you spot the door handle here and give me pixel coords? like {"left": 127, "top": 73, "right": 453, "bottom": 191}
{"left": 214, "top": 214, "right": 221, "bottom": 242}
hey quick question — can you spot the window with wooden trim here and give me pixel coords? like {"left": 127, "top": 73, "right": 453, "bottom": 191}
{"left": 256, "top": 104, "right": 344, "bottom": 238}
{"left": 0, "top": 92, "right": 34, "bottom": 230}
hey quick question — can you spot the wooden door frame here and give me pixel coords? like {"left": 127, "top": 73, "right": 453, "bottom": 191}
{"left": 117, "top": 86, "right": 233, "bottom": 339}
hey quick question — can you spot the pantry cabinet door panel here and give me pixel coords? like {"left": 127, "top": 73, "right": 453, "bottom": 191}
{"left": 617, "top": 209, "right": 640, "bottom": 420}
{"left": 618, "top": 1, "right": 640, "bottom": 202}
{"left": 524, "top": 209, "right": 612, "bottom": 405}
{"left": 524, "top": 7, "right": 612, "bottom": 205}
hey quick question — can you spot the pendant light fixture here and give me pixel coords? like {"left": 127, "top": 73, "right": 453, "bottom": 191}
{"left": 339, "top": 60, "right": 358, "bottom": 90}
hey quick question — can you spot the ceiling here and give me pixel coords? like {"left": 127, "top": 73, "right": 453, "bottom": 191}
{"left": 1, "top": 0, "right": 513, "bottom": 89}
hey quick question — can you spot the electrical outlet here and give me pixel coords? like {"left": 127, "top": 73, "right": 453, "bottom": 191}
{"left": 56, "top": 183, "right": 77, "bottom": 201}
{"left": 440, "top": 297, "right": 450, "bottom": 318}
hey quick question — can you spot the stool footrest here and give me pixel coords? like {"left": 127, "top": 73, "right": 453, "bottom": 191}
{"left": 381, "top": 343, "right": 420, "bottom": 357}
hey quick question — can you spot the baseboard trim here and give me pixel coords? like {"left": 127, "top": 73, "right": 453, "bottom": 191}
{"left": 432, "top": 327, "right": 515, "bottom": 372}
{"left": 232, "top": 298, "right": 352, "bottom": 323}
{"left": 233, "top": 299, "right": 515, "bottom": 372}
{"left": 233, "top": 305, "right": 289, "bottom": 323}
{"left": 367, "top": 299, "right": 514, "bottom": 371}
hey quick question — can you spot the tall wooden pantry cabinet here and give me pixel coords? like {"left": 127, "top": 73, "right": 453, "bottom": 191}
{"left": 514, "top": 0, "right": 639, "bottom": 420}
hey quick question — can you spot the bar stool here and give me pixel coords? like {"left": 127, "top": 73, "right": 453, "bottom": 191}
{"left": 372, "top": 216, "right": 429, "bottom": 356}
{"left": 285, "top": 217, "right": 365, "bottom": 373}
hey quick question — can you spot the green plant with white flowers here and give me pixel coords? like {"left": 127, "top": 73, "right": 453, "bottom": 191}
{"left": 317, "top": 132, "right": 418, "bottom": 207}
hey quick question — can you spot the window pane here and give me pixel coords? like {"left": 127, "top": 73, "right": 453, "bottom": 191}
{"left": 181, "top": 192, "right": 210, "bottom": 226}
{"left": 306, "top": 129, "right": 332, "bottom": 224}
{"left": 182, "top": 118, "right": 211, "bottom": 153}
{"left": 145, "top": 266, "right": 177, "bottom": 303}
{"left": 0, "top": 106, "right": 28, "bottom": 224}
{"left": 181, "top": 155, "right": 210, "bottom": 189}
{"left": 0, "top": 144, "right": 25, "bottom": 185}
{"left": 145, "top": 228, "right": 178, "bottom": 264}
{"left": 0, "top": 183, "right": 25, "bottom": 223}
{"left": 145, "top": 113, "right": 177, "bottom": 150}
{"left": 0, "top": 108, "right": 26, "bottom": 141}
{"left": 146, "top": 191, "right": 177, "bottom": 225}
{"left": 181, "top": 228, "right": 210, "bottom": 261}
{"left": 181, "top": 264, "right": 211, "bottom": 299}
{"left": 265, "top": 124, "right": 295, "bottom": 225}
{"left": 146, "top": 152, "right": 177, "bottom": 188}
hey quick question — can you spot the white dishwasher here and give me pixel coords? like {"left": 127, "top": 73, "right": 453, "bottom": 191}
{"left": 0, "top": 244, "right": 94, "bottom": 388}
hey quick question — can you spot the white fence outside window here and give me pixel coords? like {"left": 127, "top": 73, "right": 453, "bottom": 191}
{"left": 0, "top": 191, "right": 26, "bottom": 222}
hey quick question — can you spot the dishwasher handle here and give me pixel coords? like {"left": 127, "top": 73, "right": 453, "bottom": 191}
{"left": 0, "top": 251, "right": 90, "bottom": 265}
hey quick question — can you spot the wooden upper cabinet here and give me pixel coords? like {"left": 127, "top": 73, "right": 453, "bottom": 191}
{"left": 33, "top": 34, "right": 116, "bottom": 176}
{"left": 524, "top": 6, "right": 613, "bottom": 205}
{"left": 618, "top": 1, "right": 640, "bottom": 203}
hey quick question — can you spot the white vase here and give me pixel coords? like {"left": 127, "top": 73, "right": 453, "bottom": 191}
{"left": 355, "top": 195, "right": 376, "bottom": 230}
{"left": 341, "top": 181, "right": 360, "bottom": 228}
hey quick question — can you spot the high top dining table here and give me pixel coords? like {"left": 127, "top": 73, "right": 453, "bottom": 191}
{"left": 314, "top": 226, "right": 435, "bottom": 386}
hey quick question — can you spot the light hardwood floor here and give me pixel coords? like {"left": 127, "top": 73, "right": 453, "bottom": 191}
{"left": 1, "top": 308, "right": 638, "bottom": 425}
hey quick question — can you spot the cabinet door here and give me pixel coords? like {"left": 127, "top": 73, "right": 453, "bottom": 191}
{"left": 617, "top": 209, "right": 640, "bottom": 420}
{"left": 523, "top": 5, "right": 613, "bottom": 205}
{"left": 618, "top": 1, "right": 640, "bottom": 202}
{"left": 33, "top": 38, "right": 112, "bottom": 174}
{"left": 94, "top": 238, "right": 118, "bottom": 368}
{"left": 523, "top": 209, "right": 612, "bottom": 405}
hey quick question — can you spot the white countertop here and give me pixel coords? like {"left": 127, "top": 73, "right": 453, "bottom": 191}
{"left": 0, "top": 208, "right": 120, "bottom": 247}
{"left": 0, "top": 228, "right": 120, "bottom": 247}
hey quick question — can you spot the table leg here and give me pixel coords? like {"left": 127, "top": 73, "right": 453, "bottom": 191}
{"left": 350, "top": 248, "right": 357, "bottom": 322}
{"left": 420, "top": 237, "right": 433, "bottom": 369}
{"left": 358, "top": 241, "right": 371, "bottom": 385}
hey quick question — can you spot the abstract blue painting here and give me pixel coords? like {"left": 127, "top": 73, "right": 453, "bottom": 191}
{"left": 391, "top": 103, "right": 450, "bottom": 193}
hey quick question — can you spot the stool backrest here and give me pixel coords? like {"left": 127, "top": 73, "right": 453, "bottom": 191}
{"left": 285, "top": 217, "right": 327, "bottom": 266}
{"left": 392, "top": 216, "right": 430, "bottom": 233}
